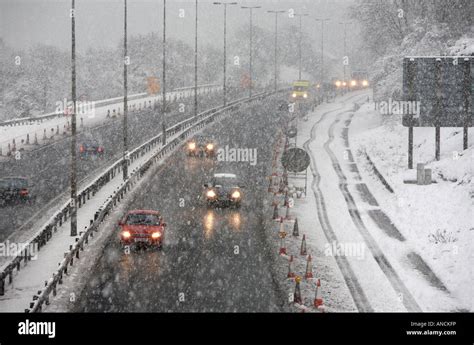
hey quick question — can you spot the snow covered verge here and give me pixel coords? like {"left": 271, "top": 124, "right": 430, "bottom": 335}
{"left": 261, "top": 98, "right": 364, "bottom": 313}
{"left": 350, "top": 102, "right": 473, "bottom": 311}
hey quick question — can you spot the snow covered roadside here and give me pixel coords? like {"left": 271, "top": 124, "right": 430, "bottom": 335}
{"left": 263, "top": 92, "right": 372, "bottom": 313}
{"left": 350, "top": 103, "right": 473, "bottom": 311}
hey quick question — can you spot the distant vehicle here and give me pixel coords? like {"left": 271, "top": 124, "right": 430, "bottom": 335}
{"left": 0, "top": 177, "right": 34, "bottom": 206}
{"left": 186, "top": 135, "right": 216, "bottom": 157}
{"left": 203, "top": 173, "right": 245, "bottom": 208}
{"left": 79, "top": 139, "right": 105, "bottom": 159}
{"left": 118, "top": 210, "right": 166, "bottom": 249}
{"left": 350, "top": 70, "right": 369, "bottom": 89}
{"left": 291, "top": 80, "right": 310, "bottom": 100}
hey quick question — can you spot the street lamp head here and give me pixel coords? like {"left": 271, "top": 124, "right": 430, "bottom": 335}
{"left": 267, "top": 10, "right": 286, "bottom": 14}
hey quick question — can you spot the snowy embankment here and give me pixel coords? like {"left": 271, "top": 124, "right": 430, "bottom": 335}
{"left": 350, "top": 103, "right": 473, "bottom": 311}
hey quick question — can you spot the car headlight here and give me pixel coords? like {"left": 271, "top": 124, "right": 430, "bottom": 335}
{"left": 303, "top": 93, "right": 308, "bottom": 98}
{"left": 231, "top": 190, "right": 241, "bottom": 199}
{"left": 351, "top": 80, "right": 357, "bottom": 87}
{"left": 335, "top": 81, "right": 341, "bottom": 87}
{"left": 207, "top": 190, "right": 216, "bottom": 198}
{"left": 188, "top": 142, "right": 196, "bottom": 150}
{"left": 206, "top": 143, "right": 214, "bottom": 150}
{"left": 292, "top": 93, "right": 296, "bottom": 97}
{"left": 342, "top": 81, "right": 347, "bottom": 87}
{"left": 151, "top": 232, "right": 161, "bottom": 239}
{"left": 122, "top": 231, "right": 131, "bottom": 239}
{"left": 362, "top": 80, "right": 368, "bottom": 86}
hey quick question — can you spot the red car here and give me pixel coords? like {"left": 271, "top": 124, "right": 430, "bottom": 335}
{"left": 118, "top": 210, "right": 166, "bottom": 249}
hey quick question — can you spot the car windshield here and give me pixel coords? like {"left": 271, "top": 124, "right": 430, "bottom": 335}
{"left": 125, "top": 213, "right": 160, "bottom": 225}
{"left": 213, "top": 177, "right": 237, "bottom": 187}
{"left": 1, "top": 178, "right": 27, "bottom": 189}
{"left": 293, "top": 86, "right": 307, "bottom": 91}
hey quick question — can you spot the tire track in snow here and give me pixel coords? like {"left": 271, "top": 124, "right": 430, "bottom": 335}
{"left": 303, "top": 95, "right": 373, "bottom": 312}
{"left": 324, "top": 111, "right": 422, "bottom": 312}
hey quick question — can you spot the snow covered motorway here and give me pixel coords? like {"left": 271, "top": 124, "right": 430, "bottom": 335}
{"left": 0, "top": 89, "right": 282, "bottom": 312}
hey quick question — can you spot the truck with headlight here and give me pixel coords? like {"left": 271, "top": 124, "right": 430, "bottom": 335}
{"left": 290, "top": 80, "right": 310, "bottom": 101}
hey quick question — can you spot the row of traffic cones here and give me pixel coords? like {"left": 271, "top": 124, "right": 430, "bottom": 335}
{"left": 293, "top": 276, "right": 325, "bottom": 311}
{"left": 268, "top": 129, "right": 326, "bottom": 312}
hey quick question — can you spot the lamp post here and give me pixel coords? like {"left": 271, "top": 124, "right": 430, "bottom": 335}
{"left": 339, "top": 21, "right": 352, "bottom": 88}
{"left": 267, "top": 10, "right": 286, "bottom": 91}
{"left": 194, "top": 0, "right": 198, "bottom": 118}
{"left": 122, "top": 0, "right": 129, "bottom": 181}
{"left": 241, "top": 5, "right": 260, "bottom": 98}
{"left": 70, "top": 0, "right": 77, "bottom": 236}
{"left": 161, "top": 0, "right": 167, "bottom": 145}
{"left": 213, "top": 2, "right": 237, "bottom": 106}
{"left": 314, "top": 18, "right": 330, "bottom": 84}
{"left": 294, "top": 13, "right": 309, "bottom": 80}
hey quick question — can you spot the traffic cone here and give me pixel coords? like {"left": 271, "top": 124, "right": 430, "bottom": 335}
{"left": 279, "top": 237, "right": 286, "bottom": 255}
{"left": 313, "top": 278, "right": 324, "bottom": 308}
{"left": 278, "top": 226, "right": 287, "bottom": 255}
{"left": 300, "top": 234, "right": 307, "bottom": 256}
{"left": 292, "top": 218, "right": 299, "bottom": 237}
{"left": 304, "top": 255, "right": 313, "bottom": 279}
{"left": 294, "top": 276, "right": 302, "bottom": 304}
{"left": 287, "top": 255, "right": 296, "bottom": 278}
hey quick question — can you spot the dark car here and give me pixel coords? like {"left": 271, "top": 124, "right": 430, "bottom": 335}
{"left": 79, "top": 139, "right": 105, "bottom": 159}
{"left": 0, "top": 177, "right": 34, "bottom": 206}
{"left": 203, "top": 173, "right": 245, "bottom": 208}
{"left": 186, "top": 135, "right": 216, "bottom": 157}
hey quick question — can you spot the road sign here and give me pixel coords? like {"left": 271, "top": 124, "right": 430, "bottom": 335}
{"left": 402, "top": 56, "right": 473, "bottom": 127}
{"left": 147, "top": 77, "right": 160, "bottom": 95}
{"left": 281, "top": 148, "right": 310, "bottom": 173}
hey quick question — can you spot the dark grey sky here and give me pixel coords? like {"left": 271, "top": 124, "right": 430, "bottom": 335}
{"left": 1, "top": 0, "right": 354, "bottom": 53}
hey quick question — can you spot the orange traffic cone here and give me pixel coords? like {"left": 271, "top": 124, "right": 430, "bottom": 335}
{"left": 278, "top": 221, "right": 286, "bottom": 255}
{"left": 294, "top": 276, "right": 302, "bottom": 304}
{"left": 304, "top": 255, "right": 313, "bottom": 279}
{"left": 300, "top": 234, "right": 307, "bottom": 256}
{"left": 313, "top": 278, "right": 324, "bottom": 308}
{"left": 287, "top": 255, "right": 295, "bottom": 278}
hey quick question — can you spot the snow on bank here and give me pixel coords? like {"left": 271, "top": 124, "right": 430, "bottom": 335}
{"left": 350, "top": 103, "right": 473, "bottom": 311}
